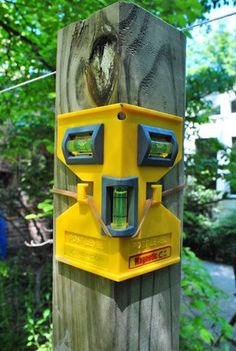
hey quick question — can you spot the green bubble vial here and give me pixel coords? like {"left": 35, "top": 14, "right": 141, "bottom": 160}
{"left": 66, "top": 136, "right": 93, "bottom": 156}
{"left": 111, "top": 187, "right": 128, "bottom": 229}
{"left": 149, "top": 140, "right": 173, "bottom": 158}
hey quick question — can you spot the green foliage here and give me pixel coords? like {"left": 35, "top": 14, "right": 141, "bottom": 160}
{"left": 0, "top": 260, "right": 9, "bottom": 277}
{"left": 225, "top": 144, "right": 236, "bottom": 194}
{"left": 184, "top": 23, "right": 236, "bottom": 265}
{"left": 186, "top": 66, "right": 235, "bottom": 125}
{"left": 0, "top": 251, "right": 52, "bottom": 351}
{"left": 184, "top": 180, "right": 218, "bottom": 257}
{"left": 184, "top": 180, "right": 236, "bottom": 263}
{"left": 24, "top": 299, "right": 52, "bottom": 350}
{"left": 186, "top": 138, "right": 228, "bottom": 189}
{"left": 185, "top": 25, "right": 236, "bottom": 139}
{"left": 25, "top": 198, "right": 53, "bottom": 220}
{"left": 0, "top": 78, "right": 54, "bottom": 237}
{"left": 212, "top": 211, "right": 236, "bottom": 263}
{"left": 184, "top": 178, "right": 221, "bottom": 217}
{"left": 180, "top": 247, "right": 233, "bottom": 351}
{"left": 187, "top": 24, "right": 236, "bottom": 76}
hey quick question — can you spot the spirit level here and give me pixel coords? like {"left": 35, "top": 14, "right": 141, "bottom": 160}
{"left": 56, "top": 103, "right": 183, "bottom": 281}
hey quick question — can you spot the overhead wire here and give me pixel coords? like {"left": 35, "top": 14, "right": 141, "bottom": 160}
{"left": 0, "top": 71, "right": 56, "bottom": 95}
{"left": 0, "top": 11, "right": 235, "bottom": 95}
{"left": 181, "top": 11, "right": 236, "bottom": 31}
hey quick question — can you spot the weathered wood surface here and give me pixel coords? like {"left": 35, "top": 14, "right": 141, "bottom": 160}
{"left": 53, "top": 2, "right": 185, "bottom": 351}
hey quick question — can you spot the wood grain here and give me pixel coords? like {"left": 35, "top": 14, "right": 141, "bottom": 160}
{"left": 53, "top": 2, "right": 185, "bottom": 350}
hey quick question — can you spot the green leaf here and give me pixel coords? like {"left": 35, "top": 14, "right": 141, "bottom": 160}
{"left": 199, "top": 328, "right": 214, "bottom": 344}
{"left": 43, "top": 308, "right": 50, "bottom": 319}
{"left": 25, "top": 213, "right": 38, "bottom": 220}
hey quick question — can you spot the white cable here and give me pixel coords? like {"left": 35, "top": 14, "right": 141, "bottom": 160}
{"left": 181, "top": 12, "right": 236, "bottom": 31}
{"left": 0, "top": 71, "right": 56, "bottom": 95}
{"left": 24, "top": 239, "right": 53, "bottom": 247}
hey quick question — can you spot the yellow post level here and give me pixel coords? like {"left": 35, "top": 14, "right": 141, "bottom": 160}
{"left": 56, "top": 103, "right": 183, "bottom": 281}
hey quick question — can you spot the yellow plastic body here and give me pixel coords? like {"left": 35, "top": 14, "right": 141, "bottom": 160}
{"left": 56, "top": 103, "right": 183, "bottom": 281}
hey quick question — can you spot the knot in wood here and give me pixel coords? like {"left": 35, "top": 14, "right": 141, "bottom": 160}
{"left": 86, "top": 34, "right": 117, "bottom": 105}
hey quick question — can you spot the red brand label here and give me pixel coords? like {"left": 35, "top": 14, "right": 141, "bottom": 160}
{"left": 129, "top": 246, "right": 171, "bottom": 269}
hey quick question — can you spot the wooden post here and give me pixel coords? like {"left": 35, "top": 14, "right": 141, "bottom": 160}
{"left": 53, "top": 3, "right": 185, "bottom": 351}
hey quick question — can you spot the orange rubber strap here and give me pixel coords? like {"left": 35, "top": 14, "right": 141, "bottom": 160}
{"left": 131, "top": 199, "right": 152, "bottom": 238}
{"left": 52, "top": 183, "right": 185, "bottom": 238}
{"left": 86, "top": 195, "right": 112, "bottom": 237}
